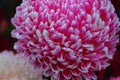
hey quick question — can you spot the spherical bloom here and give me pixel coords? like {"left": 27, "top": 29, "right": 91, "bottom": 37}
{"left": 11, "top": 0, "right": 120, "bottom": 80}
{"left": 110, "top": 77, "right": 120, "bottom": 80}
{"left": 0, "top": 50, "right": 41, "bottom": 80}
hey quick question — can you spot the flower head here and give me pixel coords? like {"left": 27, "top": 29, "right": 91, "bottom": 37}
{"left": 0, "top": 50, "right": 41, "bottom": 80}
{"left": 11, "top": 0, "right": 120, "bottom": 80}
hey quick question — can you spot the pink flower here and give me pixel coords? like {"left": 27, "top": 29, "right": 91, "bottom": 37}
{"left": 110, "top": 77, "right": 120, "bottom": 80}
{"left": 11, "top": 0, "right": 120, "bottom": 80}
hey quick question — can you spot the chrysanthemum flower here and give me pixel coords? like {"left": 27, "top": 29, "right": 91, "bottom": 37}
{"left": 11, "top": 0, "right": 120, "bottom": 80}
{"left": 0, "top": 50, "right": 41, "bottom": 80}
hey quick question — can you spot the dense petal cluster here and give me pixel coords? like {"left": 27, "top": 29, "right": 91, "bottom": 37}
{"left": 0, "top": 50, "right": 41, "bottom": 80}
{"left": 11, "top": 0, "right": 120, "bottom": 80}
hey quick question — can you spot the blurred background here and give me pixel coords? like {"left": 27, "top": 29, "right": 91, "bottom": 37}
{"left": 0, "top": 0, "right": 120, "bottom": 80}
{"left": 0, "top": 0, "right": 21, "bottom": 51}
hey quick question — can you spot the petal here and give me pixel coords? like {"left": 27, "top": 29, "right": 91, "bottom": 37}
{"left": 51, "top": 64, "right": 58, "bottom": 73}
{"left": 57, "top": 62, "right": 65, "bottom": 71}
{"left": 41, "top": 63, "right": 49, "bottom": 71}
{"left": 72, "top": 76, "right": 82, "bottom": 80}
{"left": 62, "top": 69, "right": 72, "bottom": 79}
{"left": 59, "top": 72, "right": 66, "bottom": 80}
{"left": 44, "top": 69, "right": 52, "bottom": 77}
{"left": 81, "top": 61, "right": 91, "bottom": 70}
{"left": 71, "top": 68, "right": 81, "bottom": 76}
